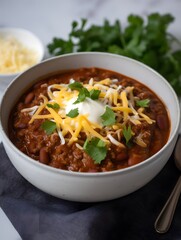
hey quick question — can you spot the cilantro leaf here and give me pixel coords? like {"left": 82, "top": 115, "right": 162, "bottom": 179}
{"left": 69, "top": 81, "right": 101, "bottom": 103}
{"left": 47, "top": 38, "right": 74, "bottom": 55}
{"left": 73, "top": 87, "right": 90, "bottom": 104}
{"left": 68, "top": 82, "right": 83, "bottom": 91}
{"left": 136, "top": 99, "right": 150, "bottom": 108}
{"left": 89, "top": 89, "right": 101, "bottom": 100}
{"left": 83, "top": 138, "right": 107, "bottom": 164}
{"left": 66, "top": 108, "right": 79, "bottom": 118}
{"left": 47, "top": 103, "right": 60, "bottom": 109}
{"left": 101, "top": 106, "right": 116, "bottom": 126}
{"left": 123, "top": 125, "right": 132, "bottom": 145}
{"left": 41, "top": 120, "right": 56, "bottom": 135}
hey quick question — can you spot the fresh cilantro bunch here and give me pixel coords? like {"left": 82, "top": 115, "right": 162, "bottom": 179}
{"left": 47, "top": 13, "right": 181, "bottom": 95}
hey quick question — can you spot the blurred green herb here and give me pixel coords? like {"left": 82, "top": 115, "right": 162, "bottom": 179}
{"left": 123, "top": 125, "right": 132, "bottom": 145}
{"left": 66, "top": 108, "right": 79, "bottom": 118}
{"left": 73, "top": 87, "right": 90, "bottom": 104}
{"left": 68, "top": 81, "right": 101, "bottom": 103}
{"left": 48, "top": 13, "right": 181, "bottom": 96}
{"left": 83, "top": 137, "right": 107, "bottom": 164}
{"left": 68, "top": 81, "right": 83, "bottom": 90}
{"left": 41, "top": 120, "right": 56, "bottom": 135}
{"left": 47, "top": 103, "right": 60, "bottom": 109}
{"left": 136, "top": 99, "right": 150, "bottom": 108}
{"left": 89, "top": 89, "right": 101, "bottom": 100}
{"left": 101, "top": 106, "right": 116, "bottom": 126}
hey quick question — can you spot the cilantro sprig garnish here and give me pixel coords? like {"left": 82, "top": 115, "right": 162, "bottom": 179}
{"left": 48, "top": 13, "right": 181, "bottom": 96}
{"left": 47, "top": 103, "right": 60, "bottom": 109}
{"left": 68, "top": 81, "right": 101, "bottom": 103}
{"left": 89, "top": 89, "right": 101, "bottom": 100}
{"left": 123, "top": 125, "right": 132, "bottom": 145}
{"left": 83, "top": 137, "right": 107, "bottom": 164}
{"left": 66, "top": 108, "right": 79, "bottom": 118}
{"left": 68, "top": 82, "right": 83, "bottom": 91}
{"left": 101, "top": 106, "right": 116, "bottom": 126}
{"left": 73, "top": 87, "right": 90, "bottom": 104}
{"left": 136, "top": 99, "right": 150, "bottom": 108}
{"left": 41, "top": 120, "right": 57, "bottom": 135}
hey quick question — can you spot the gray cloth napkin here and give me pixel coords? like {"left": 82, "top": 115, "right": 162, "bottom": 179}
{"left": 0, "top": 142, "right": 181, "bottom": 240}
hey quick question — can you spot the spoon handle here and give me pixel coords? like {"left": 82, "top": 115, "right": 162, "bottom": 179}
{"left": 154, "top": 175, "right": 181, "bottom": 233}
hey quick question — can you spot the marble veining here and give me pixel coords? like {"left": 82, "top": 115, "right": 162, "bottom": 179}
{"left": 0, "top": 0, "right": 181, "bottom": 44}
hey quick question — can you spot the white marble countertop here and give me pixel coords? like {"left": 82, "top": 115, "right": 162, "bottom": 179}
{"left": 1, "top": 0, "right": 181, "bottom": 48}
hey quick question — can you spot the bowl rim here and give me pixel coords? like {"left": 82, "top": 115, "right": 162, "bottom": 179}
{"left": 0, "top": 52, "right": 180, "bottom": 177}
{"left": 0, "top": 27, "right": 44, "bottom": 77}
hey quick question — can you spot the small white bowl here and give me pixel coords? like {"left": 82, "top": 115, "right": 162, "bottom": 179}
{"left": 0, "top": 27, "right": 44, "bottom": 99}
{"left": 0, "top": 52, "right": 180, "bottom": 202}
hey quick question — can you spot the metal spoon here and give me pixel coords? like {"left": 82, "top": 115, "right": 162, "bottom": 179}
{"left": 154, "top": 135, "right": 181, "bottom": 233}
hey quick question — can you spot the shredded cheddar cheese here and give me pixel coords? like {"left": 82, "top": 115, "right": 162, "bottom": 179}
{"left": 22, "top": 77, "right": 155, "bottom": 148}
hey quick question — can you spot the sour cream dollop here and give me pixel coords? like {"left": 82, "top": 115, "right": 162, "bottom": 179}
{"left": 65, "top": 97, "right": 105, "bottom": 125}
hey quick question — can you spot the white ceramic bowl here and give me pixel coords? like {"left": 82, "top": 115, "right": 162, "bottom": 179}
{"left": 0, "top": 27, "right": 44, "bottom": 99}
{"left": 0, "top": 52, "right": 180, "bottom": 202}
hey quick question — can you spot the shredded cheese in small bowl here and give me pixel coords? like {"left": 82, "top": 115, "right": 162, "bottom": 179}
{"left": 0, "top": 27, "right": 44, "bottom": 100}
{"left": 0, "top": 35, "right": 39, "bottom": 74}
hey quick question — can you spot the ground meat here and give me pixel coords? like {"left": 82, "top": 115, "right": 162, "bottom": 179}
{"left": 9, "top": 67, "right": 170, "bottom": 172}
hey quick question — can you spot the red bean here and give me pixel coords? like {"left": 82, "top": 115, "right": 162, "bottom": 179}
{"left": 16, "top": 123, "right": 27, "bottom": 129}
{"left": 17, "top": 102, "right": 24, "bottom": 111}
{"left": 24, "top": 92, "right": 34, "bottom": 104}
{"left": 128, "top": 155, "right": 143, "bottom": 166}
{"left": 33, "top": 80, "right": 46, "bottom": 89}
{"left": 115, "top": 151, "right": 128, "bottom": 162}
{"left": 156, "top": 114, "right": 168, "bottom": 130}
{"left": 39, "top": 148, "right": 50, "bottom": 165}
